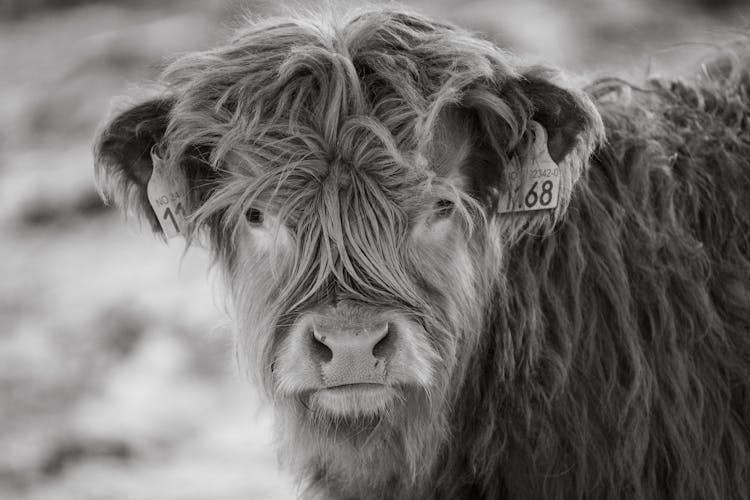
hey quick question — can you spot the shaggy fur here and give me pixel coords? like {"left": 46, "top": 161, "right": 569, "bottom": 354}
{"left": 94, "top": 6, "right": 750, "bottom": 500}
{"left": 455, "top": 65, "right": 750, "bottom": 499}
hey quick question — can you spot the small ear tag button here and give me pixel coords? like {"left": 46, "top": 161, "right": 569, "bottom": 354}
{"left": 498, "top": 121, "right": 561, "bottom": 214}
{"left": 146, "top": 149, "right": 187, "bottom": 239}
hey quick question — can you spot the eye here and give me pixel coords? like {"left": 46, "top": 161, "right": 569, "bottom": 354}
{"left": 434, "top": 199, "right": 455, "bottom": 218}
{"left": 245, "top": 207, "right": 264, "bottom": 226}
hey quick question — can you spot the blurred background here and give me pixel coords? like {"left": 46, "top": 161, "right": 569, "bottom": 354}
{"left": 1, "top": 0, "right": 748, "bottom": 499}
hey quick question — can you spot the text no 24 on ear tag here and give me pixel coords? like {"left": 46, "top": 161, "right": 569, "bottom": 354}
{"left": 147, "top": 163, "right": 187, "bottom": 238}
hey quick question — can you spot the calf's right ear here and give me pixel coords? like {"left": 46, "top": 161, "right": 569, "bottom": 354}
{"left": 93, "top": 97, "right": 176, "bottom": 235}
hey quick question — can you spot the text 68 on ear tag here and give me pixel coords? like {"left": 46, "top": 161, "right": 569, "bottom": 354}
{"left": 498, "top": 122, "right": 561, "bottom": 214}
{"left": 146, "top": 150, "right": 187, "bottom": 238}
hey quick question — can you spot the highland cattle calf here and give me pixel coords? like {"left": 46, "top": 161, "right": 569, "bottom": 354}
{"left": 93, "top": 7, "right": 750, "bottom": 500}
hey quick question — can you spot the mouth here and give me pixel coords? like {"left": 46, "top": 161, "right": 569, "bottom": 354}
{"left": 323, "top": 383, "right": 386, "bottom": 392}
{"left": 310, "top": 383, "right": 396, "bottom": 417}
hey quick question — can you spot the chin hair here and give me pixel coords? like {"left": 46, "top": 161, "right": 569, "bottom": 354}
{"left": 273, "top": 385, "right": 450, "bottom": 495}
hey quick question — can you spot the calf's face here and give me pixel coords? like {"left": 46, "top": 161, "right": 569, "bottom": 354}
{"left": 94, "top": 8, "right": 601, "bottom": 489}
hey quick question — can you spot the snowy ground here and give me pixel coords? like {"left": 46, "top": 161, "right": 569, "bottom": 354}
{"left": 1, "top": 1, "right": 747, "bottom": 499}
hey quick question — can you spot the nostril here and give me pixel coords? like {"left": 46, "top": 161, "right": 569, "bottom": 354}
{"left": 372, "top": 323, "right": 394, "bottom": 359}
{"left": 310, "top": 329, "right": 333, "bottom": 363}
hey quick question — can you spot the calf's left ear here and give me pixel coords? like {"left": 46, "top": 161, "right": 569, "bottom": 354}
{"left": 505, "top": 70, "right": 603, "bottom": 227}
{"left": 517, "top": 69, "right": 603, "bottom": 167}
{"left": 468, "top": 67, "right": 604, "bottom": 233}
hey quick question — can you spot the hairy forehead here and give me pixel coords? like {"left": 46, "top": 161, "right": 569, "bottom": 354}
{"left": 160, "top": 10, "right": 510, "bottom": 180}
{"left": 151, "top": 7, "right": 522, "bottom": 241}
{"left": 217, "top": 146, "right": 470, "bottom": 230}
{"left": 210, "top": 95, "right": 474, "bottom": 226}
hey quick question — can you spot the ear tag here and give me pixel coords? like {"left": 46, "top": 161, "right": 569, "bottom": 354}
{"left": 146, "top": 149, "right": 187, "bottom": 238}
{"left": 498, "top": 121, "right": 561, "bottom": 214}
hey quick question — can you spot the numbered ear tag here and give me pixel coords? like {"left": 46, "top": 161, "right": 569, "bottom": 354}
{"left": 146, "top": 149, "right": 187, "bottom": 238}
{"left": 498, "top": 122, "right": 561, "bottom": 214}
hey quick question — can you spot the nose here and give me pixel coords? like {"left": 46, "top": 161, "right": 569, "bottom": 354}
{"left": 310, "top": 322, "right": 392, "bottom": 387}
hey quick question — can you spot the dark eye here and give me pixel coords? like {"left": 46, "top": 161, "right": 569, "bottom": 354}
{"left": 434, "top": 199, "right": 455, "bottom": 218}
{"left": 245, "top": 207, "right": 264, "bottom": 226}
